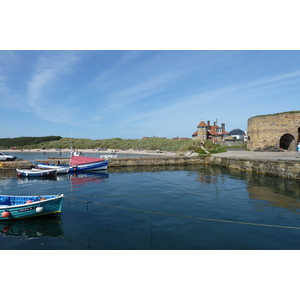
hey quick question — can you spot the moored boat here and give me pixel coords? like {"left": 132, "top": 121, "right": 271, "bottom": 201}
{"left": 68, "top": 155, "right": 109, "bottom": 172}
{"left": 35, "top": 163, "right": 69, "bottom": 174}
{"left": 0, "top": 194, "right": 64, "bottom": 220}
{"left": 16, "top": 168, "right": 57, "bottom": 177}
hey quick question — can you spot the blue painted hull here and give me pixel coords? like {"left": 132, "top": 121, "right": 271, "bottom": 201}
{"left": 68, "top": 160, "right": 109, "bottom": 172}
{"left": 0, "top": 194, "right": 64, "bottom": 220}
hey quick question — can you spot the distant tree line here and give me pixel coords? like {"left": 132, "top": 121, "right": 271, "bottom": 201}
{"left": 0, "top": 136, "right": 62, "bottom": 148}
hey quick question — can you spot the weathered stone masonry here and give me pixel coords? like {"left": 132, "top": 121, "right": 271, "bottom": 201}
{"left": 206, "top": 156, "right": 300, "bottom": 180}
{"left": 247, "top": 111, "right": 300, "bottom": 151}
{"left": 2, "top": 156, "right": 300, "bottom": 181}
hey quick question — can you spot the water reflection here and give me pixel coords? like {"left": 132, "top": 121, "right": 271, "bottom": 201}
{"left": 17, "top": 176, "right": 59, "bottom": 182}
{"left": 1, "top": 164, "right": 300, "bottom": 249}
{"left": 69, "top": 171, "right": 109, "bottom": 188}
{"left": 0, "top": 217, "right": 64, "bottom": 239}
{"left": 109, "top": 165, "right": 300, "bottom": 215}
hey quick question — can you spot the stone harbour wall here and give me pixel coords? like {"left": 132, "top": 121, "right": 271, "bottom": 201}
{"left": 108, "top": 156, "right": 206, "bottom": 167}
{"left": 1, "top": 155, "right": 300, "bottom": 181}
{"left": 206, "top": 156, "right": 300, "bottom": 180}
{"left": 0, "top": 156, "right": 206, "bottom": 170}
{"left": 0, "top": 159, "right": 69, "bottom": 170}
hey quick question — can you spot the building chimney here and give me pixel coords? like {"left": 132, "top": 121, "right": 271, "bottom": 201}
{"left": 207, "top": 120, "right": 210, "bottom": 129}
{"left": 221, "top": 123, "right": 225, "bottom": 131}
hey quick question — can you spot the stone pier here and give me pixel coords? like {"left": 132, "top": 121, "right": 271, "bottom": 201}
{"left": 1, "top": 151, "right": 300, "bottom": 181}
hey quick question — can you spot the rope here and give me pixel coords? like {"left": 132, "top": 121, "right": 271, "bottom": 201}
{"left": 66, "top": 186, "right": 248, "bottom": 198}
{"left": 65, "top": 196, "right": 300, "bottom": 230}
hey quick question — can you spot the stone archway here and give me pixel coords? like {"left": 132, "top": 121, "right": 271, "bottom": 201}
{"left": 280, "top": 134, "right": 295, "bottom": 150}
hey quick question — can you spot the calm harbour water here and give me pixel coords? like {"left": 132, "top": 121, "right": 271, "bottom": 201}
{"left": 1, "top": 153, "right": 300, "bottom": 250}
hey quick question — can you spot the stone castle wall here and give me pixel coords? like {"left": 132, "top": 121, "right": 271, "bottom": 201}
{"left": 247, "top": 111, "right": 300, "bottom": 151}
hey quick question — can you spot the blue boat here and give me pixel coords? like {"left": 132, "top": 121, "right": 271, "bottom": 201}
{"left": 68, "top": 160, "right": 109, "bottom": 172}
{"left": 34, "top": 155, "right": 109, "bottom": 173}
{"left": 0, "top": 194, "right": 64, "bottom": 220}
{"left": 68, "top": 155, "right": 109, "bottom": 172}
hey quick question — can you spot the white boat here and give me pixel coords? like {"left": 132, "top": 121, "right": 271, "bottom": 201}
{"left": 16, "top": 168, "right": 57, "bottom": 177}
{"left": 35, "top": 163, "right": 69, "bottom": 174}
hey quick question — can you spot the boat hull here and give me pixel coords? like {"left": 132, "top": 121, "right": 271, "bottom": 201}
{"left": 68, "top": 160, "right": 109, "bottom": 172}
{"left": 36, "top": 164, "right": 69, "bottom": 174}
{"left": 0, "top": 194, "right": 64, "bottom": 220}
{"left": 16, "top": 169, "right": 57, "bottom": 177}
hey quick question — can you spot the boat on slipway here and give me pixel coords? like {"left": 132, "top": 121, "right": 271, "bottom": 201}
{"left": 0, "top": 194, "right": 64, "bottom": 220}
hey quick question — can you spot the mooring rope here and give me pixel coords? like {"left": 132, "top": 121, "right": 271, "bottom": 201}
{"left": 66, "top": 186, "right": 248, "bottom": 198}
{"left": 65, "top": 196, "right": 300, "bottom": 230}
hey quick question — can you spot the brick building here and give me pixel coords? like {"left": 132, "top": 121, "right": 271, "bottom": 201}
{"left": 192, "top": 120, "right": 230, "bottom": 141}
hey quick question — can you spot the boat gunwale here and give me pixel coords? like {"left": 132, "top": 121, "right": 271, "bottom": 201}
{"left": 0, "top": 194, "right": 64, "bottom": 210}
{"left": 16, "top": 168, "right": 57, "bottom": 173}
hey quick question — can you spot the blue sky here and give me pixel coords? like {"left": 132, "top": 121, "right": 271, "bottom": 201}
{"left": 1, "top": 50, "right": 300, "bottom": 140}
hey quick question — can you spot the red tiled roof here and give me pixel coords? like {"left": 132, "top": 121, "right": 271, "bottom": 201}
{"left": 197, "top": 121, "right": 207, "bottom": 127}
{"left": 208, "top": 126, "right": 229, "bottom": 136}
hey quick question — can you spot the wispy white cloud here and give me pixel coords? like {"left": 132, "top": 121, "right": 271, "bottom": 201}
{"left": 0, "top": 74, "right": 23, "bottom": 109}
{"left": 26, "top": 51, "right": 81, "bottom": 113}
{"left": 2, "top": 51, "right": 300, "bottom": 139}
{"left": 109, "top": 68, "right": 300, "bottom": 137}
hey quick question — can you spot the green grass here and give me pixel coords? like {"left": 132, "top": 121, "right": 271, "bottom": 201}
{"left": 249, "top": 110, "right": 300, "bottom": 120}
{"left": 0, "top": 137, "right": 228, "bottom": 154}
{"left": 186, "top": 140, "right": 227, "bottom": 154}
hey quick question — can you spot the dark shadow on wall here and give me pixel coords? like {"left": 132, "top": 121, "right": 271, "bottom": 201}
{"left": 280, "top": 134, "right": 295, "bottom": 150}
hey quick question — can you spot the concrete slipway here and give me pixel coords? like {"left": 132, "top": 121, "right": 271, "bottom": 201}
{"left": 212, "top": 149, "right": 300, "bottom": 161}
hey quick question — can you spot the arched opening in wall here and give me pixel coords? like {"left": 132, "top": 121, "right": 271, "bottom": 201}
{"left": 280, "top": 134, "right": 295, "bottom": 150}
